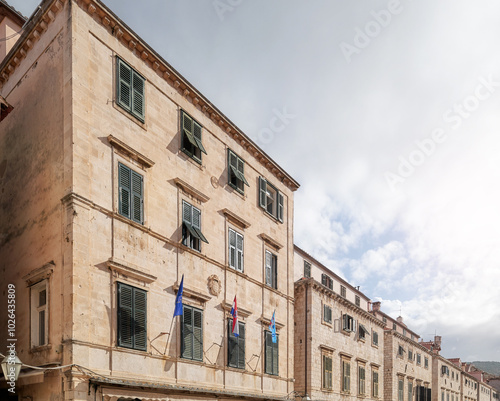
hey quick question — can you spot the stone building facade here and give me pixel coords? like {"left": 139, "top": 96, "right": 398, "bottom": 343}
{"left": 432, "top": 355, "right": 462, "bottom": 401}
{"left": 294, "top": 246, "right": 385, "bottom": 401}
{"left": 383, "top": 329, "right": 433, "bottom": 401}
{"left": 0, "top": 0, "right": 299, "bottom": 400}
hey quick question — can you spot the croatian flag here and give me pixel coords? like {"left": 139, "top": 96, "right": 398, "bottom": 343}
{"left": 230, "top": 296, "right": 239, "bottom": 337}
{"left": 269, "top": 310, "right": 277, "bottom": 343}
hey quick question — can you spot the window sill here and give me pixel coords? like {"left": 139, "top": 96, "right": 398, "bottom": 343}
{"left": 228, "top": 182, "right": 246, "bottom": 198}
{"left": 226, "top": 366, "right": 246, "bottom": 373}
{"left": 113, "top": 101, "right": 147, "bottom": 130}
{"left": 321, "top": 389, "right": 333, "bottom": 393}
{"left": 261, "top": 208, "right": 281, "bottom": 224}
{"left": 322, "top": 320, "right": 333, "bottom": 328}
{"left": 372, "top": 343, "right": 379, "bottom": 349}
{"left": 180, "top": 148, "right": 203, "bottom": 166}
{"left": 30, "top": 344, "right": 52, "bottom": 353}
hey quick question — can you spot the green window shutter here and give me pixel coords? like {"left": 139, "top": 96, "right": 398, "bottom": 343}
{"left": 265, "top": 251, "right": 272, "bottom": 286}
{"left": 259, "top": 177, "right": 267, "bottom": 209}
{"left": 132, "top": 72, "right": 145, "bottom": 121}
{"left": 117, "top": 58, "right": 132, "bottom": 111}
{"left": 193, "top": 121, "right": 207, "bottom": 154}
{"left": 265, "top": 331, "right": 273, "bottom": 374}
{"left": 182, "top": 201, "right": 192, "bottom": 224}
{"left": 272, "top": 334, "right": 279, "bottom": 375}
{"left": 182, "top": 112, "right": 197, "bottom": 147}
{"left": 277, "top": 192, "right": 284, "bottom": 222}
{"left": 238, "top": 323, "right": 245, "bottom": 369}
{"left": 348, "top": 362, "right": 351, "bottom": 391}
{"left": 193, "top": 308, "right": 203, "bottom": 361}
{"left": 236, "top": 232, "right": 243, "bottom": 272}
{"left": 118, "top": 163, "right": 131, "bottom": 219}
{"left": 236, "top": 157, "right": 248, "bottom": 186}
{"left": 133, "top": 287, "right": 147, "bottom": 350}
{"left": 192, "top": 207, "right": 208, "bottom": 244}
{"left": 118, "top": 283, "right": 133, "bottom": 348}
{"left": 182, "top": 305, "right": 193, "bottom": 359}
{"left": 228, "top": 319, "right": 238, "bottom": 367}
{"left": 192, "top": 206, "right": 200, "bottom": 228}
{"left": 131, "top": 170, "right": 143, "bottom": 224}
{"left": 229, "top": 229, "right": 236, "bottom": 268}
{"left": 272, "top": 254, "right": 277, "bottom": 289}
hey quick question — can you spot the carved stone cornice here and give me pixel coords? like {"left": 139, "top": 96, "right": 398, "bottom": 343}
{"left": 108, "top": 135, "right": 154, "bottom": 168}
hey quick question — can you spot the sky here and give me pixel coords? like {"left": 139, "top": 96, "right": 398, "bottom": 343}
{"left": 9, "top": 0, "right": 500, "bottom": 362}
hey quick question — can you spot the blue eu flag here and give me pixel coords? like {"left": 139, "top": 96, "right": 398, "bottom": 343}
{"left": 173, "top": 275, "right": 184, "bottom": 317}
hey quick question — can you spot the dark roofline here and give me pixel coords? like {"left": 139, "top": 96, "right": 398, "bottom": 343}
{"left": 294, "top": 244, "right": 370, "bottom": 301}
{"left": 0, "top": 0, "right": 300, "bottom": 191}
{"left": 371, "top": 309, "right": 420, "bottom": 339}
{"left": 0, "top": 0, "right": 27, "bottom": 26}
{"left": 92, "top": 0, "right": 300, "bottom": 192}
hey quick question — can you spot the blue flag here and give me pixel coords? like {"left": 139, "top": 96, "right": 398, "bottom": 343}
{"left": 230, "top": 296, "right": 239, "bottom": 337}
{"left": 269, "top": 310, "right": 277, "bottom": 343}
{"left": 173, "top": 275, "right": 184, "bottom": 317}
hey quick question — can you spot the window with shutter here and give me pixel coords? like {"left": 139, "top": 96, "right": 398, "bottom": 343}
{"left": 116, "top": 57, "right": 145, "bottom": 122}
{"left": 303, "top": 261, "right": 311, "bottom": 278}
{"left": 258, "top": 177, "right": 284, "bottom": 222}
{"left": 358, "top": 323, "right": 369, "bottom": 340}
{"left": 340, "top": 285, "right": 346, "bottom": 298}
{"left": 182, "top": 200, "right": 208, "bottom": 251}
{"left": 398, "top": 379, "right": 404, "bottom": 401}
{"left": 342, "top": 359, "right": 351, "bottom": 393}
{"left": 408, "top": 382, "right": 413, "bottom": 401}
{"left": 373, "top": 370, "right": 379, "bottom": 398}
{"left": 265, "top": 250, "right": 277, "bottom": 289}
{"left": 182, "top": 304, "right": 203, "bottom": 361}
{"left": 118, "top": 163, "right": 143, "bottom": 224}
{"left": 228, "top": 228, "right": 244, "bottom": 272}
{"left": 181, "top": 110, "right": 206, "bottom": 162}
{"left": 228, "top": 319, "right": 245, "bottom": 369}
{"left": 117, "top": 283, "right": 147, "bottom": 351}
{"left": 228, "top": 150, "right": 249, "bottom": 194}
{"left": 323, "top": 355, "right": 333, "bottom": 390}
{"left": 355, "top": 295, "right": 360, "bottom": 307}
{"left": 264, "top": 331, "right": 279, "bottom": 375}
{"left": 359, "top": 365, "right": 366, "bottom": 395}
{"left": 323, "top": 305, "right": 332, "bottom": 324}
{"left": 373, "top": 331, "right": 379, "bottom": 346}
{"left": 342, "top": 313, "right": 354, "bottom": 332}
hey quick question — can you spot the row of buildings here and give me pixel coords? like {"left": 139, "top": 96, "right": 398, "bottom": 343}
{"left": 0, "top": 0, "right": 497, "bottom": 400}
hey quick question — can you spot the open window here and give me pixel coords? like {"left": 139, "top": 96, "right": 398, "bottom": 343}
{"left": 228, "top": 149, "right": 249, "bottom": 194}
{"left": 181, "top": 111, "right": 206, "bottom": 163}
{"left": 259, "top": 177, "right": 284, "bottom": 222}
{"left": 182, "top": 200, "right": 208, "bottom": 251}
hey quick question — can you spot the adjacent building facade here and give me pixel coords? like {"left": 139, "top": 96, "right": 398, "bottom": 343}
{"left": 294, "top": 246, "right": 385, "bottom": 401}
{"left": 0, "top": 0, "right": 299, "bottom": 400}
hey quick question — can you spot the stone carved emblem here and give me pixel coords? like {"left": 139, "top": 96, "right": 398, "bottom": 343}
{"left": 208, "top": 274, "right": 221, "bottom": 296}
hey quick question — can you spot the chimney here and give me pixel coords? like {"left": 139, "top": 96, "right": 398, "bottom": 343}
{"left": 397, "top": 316, "right": 403, "bottom": 323}
{"left": 372, "top": 301, "right": 381, "bottom": 312}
